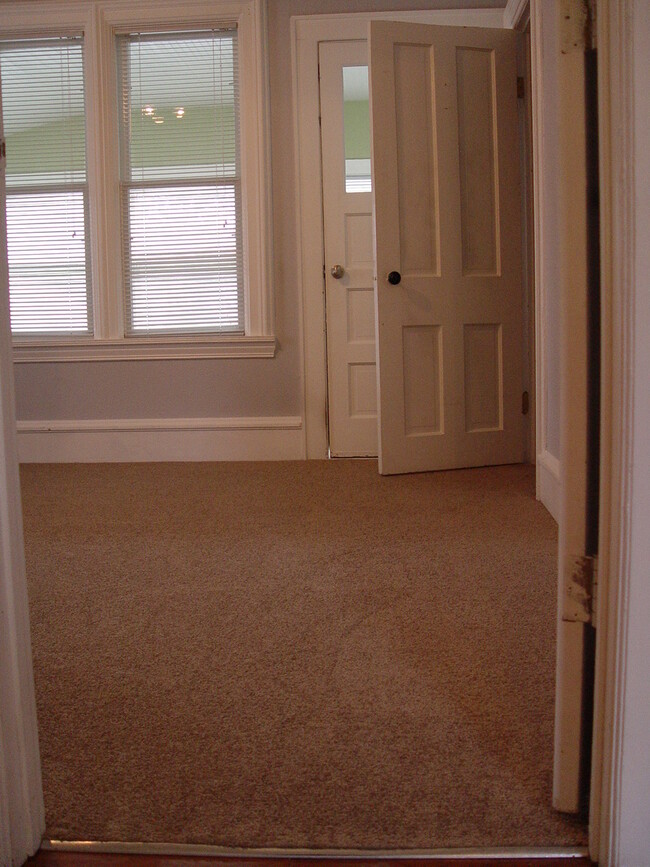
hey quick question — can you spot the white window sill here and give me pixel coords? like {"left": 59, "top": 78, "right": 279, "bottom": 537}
{"left": 12, "top": 335, "right": 277, "bottom": 363}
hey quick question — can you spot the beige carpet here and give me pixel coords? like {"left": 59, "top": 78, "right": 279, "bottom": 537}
{"left": 20, "top": 461, "right": 588, "bottom": 849}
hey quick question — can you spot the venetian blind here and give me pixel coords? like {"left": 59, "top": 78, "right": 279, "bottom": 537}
{"left": 117, "top": 30, "right": 243, "bottom": 335}
{"left": 0, "top": 36, "right": 92, "bottom": 336}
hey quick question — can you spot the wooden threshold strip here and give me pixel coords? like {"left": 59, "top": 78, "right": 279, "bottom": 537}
{"left": 26, "top": 850, "right": 595, "bottom": 867}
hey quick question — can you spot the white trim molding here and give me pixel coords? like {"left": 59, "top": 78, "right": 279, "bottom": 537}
{"left": 503, "top": 0, "right": 530, "bottom": 30}
{"left": 537, "top": 448, "right": 560, "bottom": 523}
{"left": 292, "top": 9, "right": 506, "bottom": 460}
{"left": 17, "top": 416, "right": 304, "bottom": 463}
{"left": 594, "top": 1, "right": 650, "bottom": 864}
{"left": 12, "top": 335, "right": 277, "bottom": 363}
{"left": 0, "top": 127, "right": 45, "bottom": 867}
{"left": 530, "top": 1, "right": 563, "bottom": 519}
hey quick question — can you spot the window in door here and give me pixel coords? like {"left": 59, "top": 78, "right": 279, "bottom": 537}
{"left": 343, "top": 65, "right": 371, "bottom": 193}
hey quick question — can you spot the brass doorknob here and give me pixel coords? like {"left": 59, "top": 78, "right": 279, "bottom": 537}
{"left": 330, "top": 264, "right": 345, "bottom": 279}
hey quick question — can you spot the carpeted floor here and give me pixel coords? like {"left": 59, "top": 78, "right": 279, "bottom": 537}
{"left": 20, "top": 461, "right": 588, "bottom": 850}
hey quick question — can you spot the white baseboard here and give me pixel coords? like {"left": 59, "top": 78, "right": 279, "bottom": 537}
{"left": 17, "top": 417, "right": 305, "bottom": 463}
{"left": 537, "top": 448, "right": 561, "bottom": 523}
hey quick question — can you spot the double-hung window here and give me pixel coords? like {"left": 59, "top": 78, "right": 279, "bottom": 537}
{"left": 1, "top": 36, "right": 92, "bottom": 336}
{"left": 0, "top": 0, "right": 272, "bottom": 360}
{"left": 117, "top": 30, "right": 244, "bottom": 335}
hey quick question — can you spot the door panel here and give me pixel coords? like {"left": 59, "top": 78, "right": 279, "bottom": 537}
{"left": 457, "top": 47, "right": 501, "bottom": 276}
{"left": 319, "top": 41, "right": 377, "bottom": 457}
{"left": 369, "top": 21, "right": 525, "bottom": 475}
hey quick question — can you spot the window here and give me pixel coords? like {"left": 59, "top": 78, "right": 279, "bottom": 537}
{"left": 0, "top": 0, "right": 273, "bottom": 361}
{"left": 1, "top": 36, "right": 92, "bottom": 335}
{"left": 118, "top": 30, "right": 244, "bottom": 335}
{"left": 342, "top": 65, "right": 372, "bottom": 193}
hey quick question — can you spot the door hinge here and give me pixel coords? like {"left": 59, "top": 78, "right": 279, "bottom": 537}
{"left": 517, "top": 76, "right": 525, "bottom": 99}
{"left": 522, "top": 390, "right": 530, "bottom": 415}
{"left": 563, "top": 554, "right": 598, "bottom": 624}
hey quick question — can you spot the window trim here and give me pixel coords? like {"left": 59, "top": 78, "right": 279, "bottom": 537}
{"left": 11, "top": 334, "right": 276, "bottom": 362}
{"left": 0, "top": 0, "right": 274, "bottom": 361}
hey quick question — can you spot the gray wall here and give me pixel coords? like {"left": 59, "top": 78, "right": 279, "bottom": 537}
{"left": 14, "top": 0, "right": 505, "bottom": 423}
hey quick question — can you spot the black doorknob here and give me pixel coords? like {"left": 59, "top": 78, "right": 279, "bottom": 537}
{"left": 387, "top": 271, "right": 401, "bottom": 285}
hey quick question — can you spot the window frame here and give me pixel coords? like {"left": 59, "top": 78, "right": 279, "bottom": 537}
{"left": 116, "top": 28, "right": 245, "bottom": 338}
{"left": 0, "top": 0, "right": 275, "bottom": 361}
{"left": 1, "top": 33, "right": 95, "bottom": 339}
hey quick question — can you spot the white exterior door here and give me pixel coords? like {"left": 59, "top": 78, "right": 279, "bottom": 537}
{"left": 369, "top": 21, "right": 525, "bottom": 476}
{"left": 319, "top": 41, "right": 377, "bottom": 457}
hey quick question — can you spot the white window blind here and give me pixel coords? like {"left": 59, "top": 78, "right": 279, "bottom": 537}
{"left": 0, "top": 36, "right": 92, "bottom": 336}
{"left": 118, "top": 30, "right": 244, "bottom": 335}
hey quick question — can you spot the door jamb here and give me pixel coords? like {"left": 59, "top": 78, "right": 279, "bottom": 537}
{"left": 0, "top": 1, "right": 642, "bottom": 863}
{"left": 0, "top": 123, "right": 45, "bottom": 866}
{"left": 589, "top": 1, "right": 636, "bottom": 863}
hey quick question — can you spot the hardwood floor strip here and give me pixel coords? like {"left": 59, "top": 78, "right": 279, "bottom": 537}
{"left": 26, "top": 852, "right": 595, "bottom": 867}
{"left": 39, "top": 841, "right": 591, "bottom": 860}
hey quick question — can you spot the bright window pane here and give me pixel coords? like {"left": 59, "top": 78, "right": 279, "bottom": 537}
{"left": 343, "top": 66, "right": 371, "bottom": 193}
{"left": 7, "top": 191, "right": 89, "bottom": 334}
{"left": 127, "top": 185, "right": 240, "bottom": 333}
{"left": 0, "top": 36, "right": 92, "bottom": 336}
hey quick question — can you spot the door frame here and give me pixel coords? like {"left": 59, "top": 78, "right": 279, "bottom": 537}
{"left": 1, "top": 1, "right": 646, "bottom": 863}
{"left": 587, "top": 1, "right": 644, "bottom": 863}
{"left": 291, "top": 7, "right": 506, "bottom": 460}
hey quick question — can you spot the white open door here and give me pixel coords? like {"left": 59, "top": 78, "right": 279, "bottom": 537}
{"left": 369, "top": 21, "right": 525, "bottom": 476}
